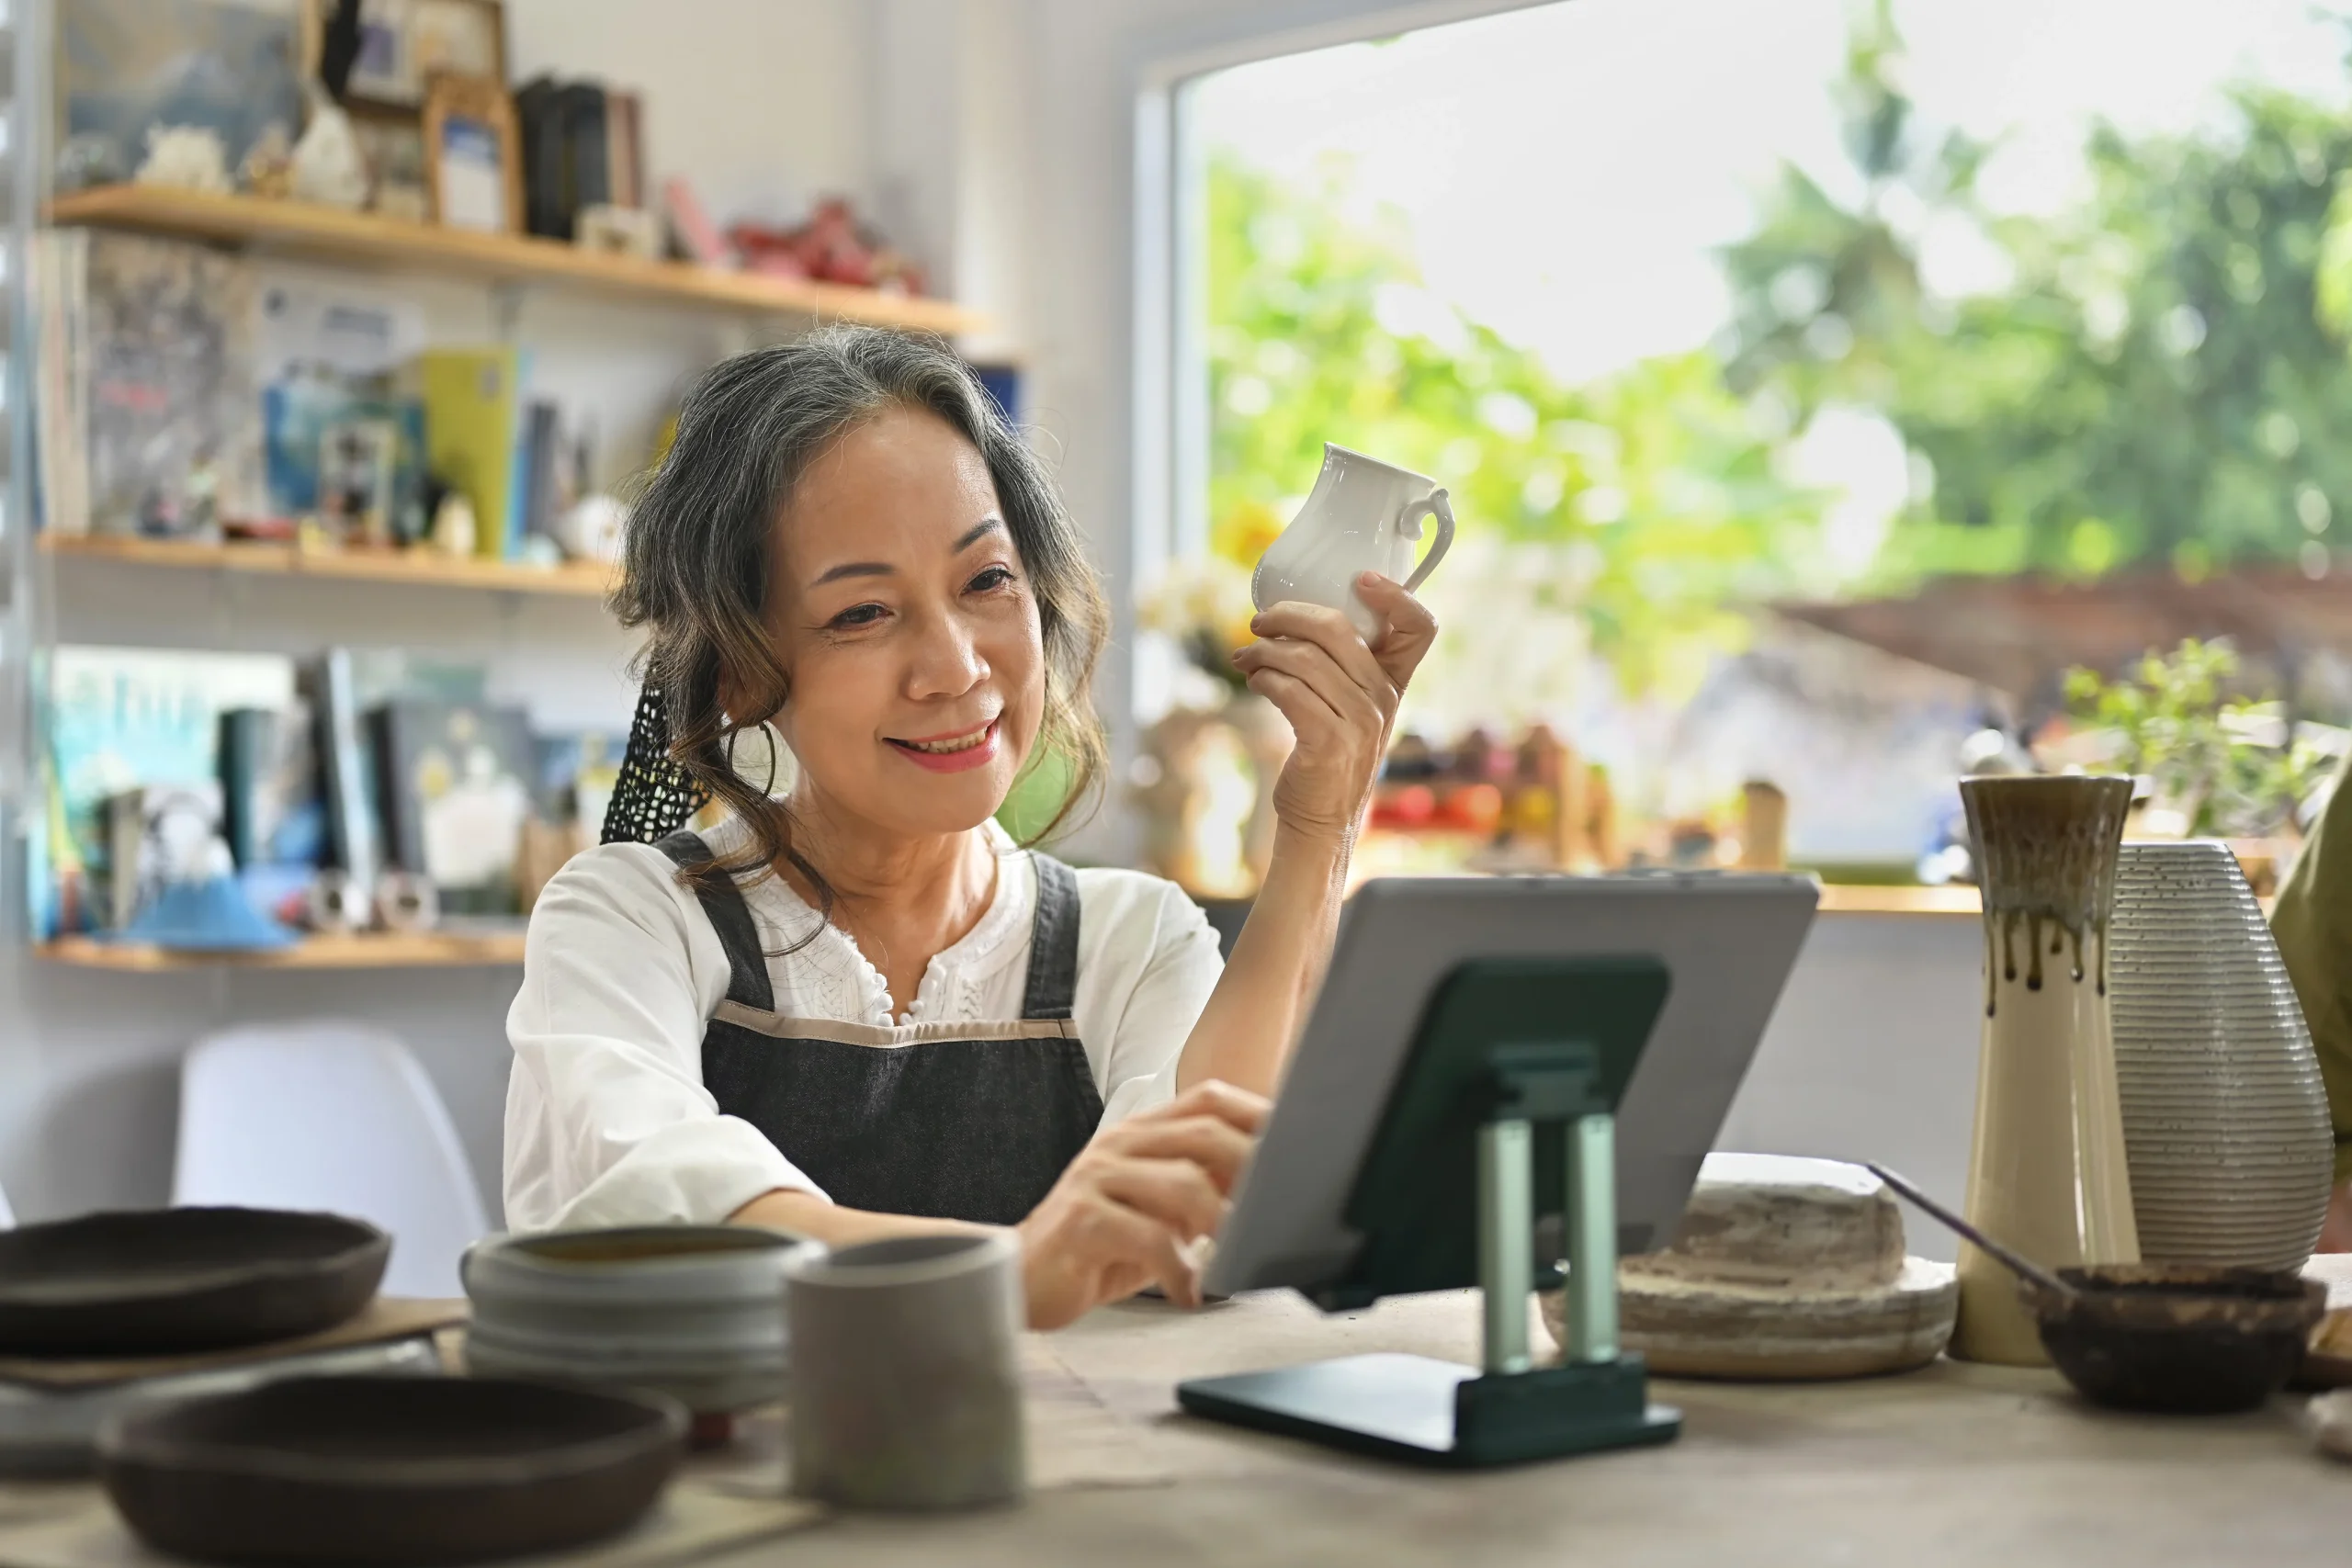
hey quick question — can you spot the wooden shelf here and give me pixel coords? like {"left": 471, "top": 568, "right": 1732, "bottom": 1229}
{"left": 46, "top": 185, "right": 987, "bottom": 335}
{"left": 37, "top": 930, "right": 526, "bottom": 971}
{"left": 40, "top": 532, "right": 616, "bottom": 598}
{"left": 1811, "top": 883, "right": 2277, "bottom": 918}
{"left": 1815, "top": 884, "right": 1981, "bottom": 917}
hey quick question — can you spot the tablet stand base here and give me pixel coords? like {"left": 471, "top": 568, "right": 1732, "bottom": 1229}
{"left": 1177, "top": 1350, "right": 1680, "bottom": 1468}
{"left": 1178, "top": 1039, "right": 1681, "bottom": 1469}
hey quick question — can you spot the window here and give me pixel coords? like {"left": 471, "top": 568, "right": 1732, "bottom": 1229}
{"left": 1148, "top": 0, "right": 2352, "bottom": 877}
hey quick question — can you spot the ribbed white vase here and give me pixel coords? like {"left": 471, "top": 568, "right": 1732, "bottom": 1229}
{"left": 2109, "top": 840, "right": 2332, "bottom": 1269}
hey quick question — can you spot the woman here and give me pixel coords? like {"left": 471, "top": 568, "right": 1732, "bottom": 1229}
{"left": 504, "top": 327, "right": 1435, "bottom": 1328}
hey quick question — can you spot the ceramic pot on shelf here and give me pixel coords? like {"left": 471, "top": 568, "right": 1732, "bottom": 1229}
{"left": 1950, "top": 774, "right": 2141, "bottom": 1366}
{"left": 2109, "top": 840, "right": 2332, "bottom": 1269}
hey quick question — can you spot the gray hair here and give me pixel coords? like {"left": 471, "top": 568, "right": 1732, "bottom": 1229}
{"left": 615, "top": 326, "right": 1109, "bottom": 897}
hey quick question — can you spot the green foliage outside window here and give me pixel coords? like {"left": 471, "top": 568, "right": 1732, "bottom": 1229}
{"left": 1721, "top": 1, "right": 2352, "bottom": 589}
{"left": 1205, "top": 158, "right": 1826, "bottom": 702}
{"left": 1202, "top": 2, "right": 2352, "bottom": 713}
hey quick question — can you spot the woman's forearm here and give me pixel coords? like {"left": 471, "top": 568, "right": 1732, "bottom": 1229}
{"left": 1175, "top": 825, "right": 1351, "bottom": 1097}
{"left": 729, "top": 1188, "right": 989, "bottom": 1247}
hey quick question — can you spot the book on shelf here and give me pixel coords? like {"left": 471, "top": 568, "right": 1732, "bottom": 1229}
{"left": 370, "top": 698, "right": 536, "bottom": 917}
{"left": 82, "top": 231, "right": 265, "bottom": 537}
{"left": 662, "top": 176, "right": 731, "bottom": 268}
{"left": 221, "top": 700, "right": 325, "bottom": 848}
{"left": 301, "top": 649, "right": 491, "bottom": 901}
{"left": 418, "top": 345, "right": 526, "bottom": 559}
{"left": 605, "top": 89, "right": 645, "bottom": 210}
{"left": 103, "top": 781, "right": 226, "bottom": 931}
{"left": 30, "top": 230, "right": 269, "bottom": 541}
{"left": 514, "top": 76, "right": 567, "bottom": 241}
{"left": 521, "top": 400, "right": 562, "bottom": 546}
{"left": 31, "top": 230, "right": 92, "bottom": 537}
{"left": 220, "top": 702, "right": 327, "bottom": 928}
{"left": 43, "top": 646, "right": 296, "bottom": 938}
{"left": 514, "top": 78, "right": 645, "bottom": 242}
{"left": 559, "top": 82, "right": 612, "bottom": 228}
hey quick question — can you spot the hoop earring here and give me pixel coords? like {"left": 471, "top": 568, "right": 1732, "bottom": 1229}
{"left": 725, "top": 722, "right": 781, "bottom": 797}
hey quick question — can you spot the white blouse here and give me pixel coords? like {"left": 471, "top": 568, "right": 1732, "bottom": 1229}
{"left": 502, "top": 817, "right": 1225, "bottom": 1232}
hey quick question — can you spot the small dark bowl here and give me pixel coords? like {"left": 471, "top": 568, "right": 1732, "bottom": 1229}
{"left": 97, "top": 1375, "right": 687, "bottom": 1566}
{"left": 2023, "top": 1263, "right": 2325, "bottom": 1415}
{"left": 0, "top": 1208, "right": 390, "bottom": 1355}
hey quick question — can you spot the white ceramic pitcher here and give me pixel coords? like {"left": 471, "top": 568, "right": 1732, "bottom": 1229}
{"left": 1252, "top": 444, "right": 1454, "bottom": 642}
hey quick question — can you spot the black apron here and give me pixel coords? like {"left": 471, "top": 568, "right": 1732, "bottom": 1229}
{"left": 656, "top": 832, "right": 1104, "bottom": 1225}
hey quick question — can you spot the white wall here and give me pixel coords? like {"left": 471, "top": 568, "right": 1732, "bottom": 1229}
{"left": 509, "top": 0, "right": 874, "bottom": 233}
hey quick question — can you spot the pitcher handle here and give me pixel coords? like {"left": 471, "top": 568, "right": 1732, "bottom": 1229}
{"left": 1397, "top": 488, "right": 1454, "bottom": 594}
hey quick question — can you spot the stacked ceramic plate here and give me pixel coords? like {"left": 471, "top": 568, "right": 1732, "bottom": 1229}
{"left": 463, "top": 1226, "right": 817, "bottom": 1416}
{"left": 1539, "top": 1153, "right": 1958, "bottom": 1380}
{"left": 2109, "top": 840, "right": 2331, "bottom": 1270}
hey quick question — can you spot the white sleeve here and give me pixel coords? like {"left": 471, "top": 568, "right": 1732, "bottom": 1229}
{"left": 502, "top": 843, "right": 827, "bottom": 1232}
{"left": 1080, "top": 874, "right": 1225, "bottom": 1129}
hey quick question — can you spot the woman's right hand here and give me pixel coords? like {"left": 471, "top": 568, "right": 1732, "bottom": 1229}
{"left": 1015, "top": 1079, "right": 1267, "bottom": 1330}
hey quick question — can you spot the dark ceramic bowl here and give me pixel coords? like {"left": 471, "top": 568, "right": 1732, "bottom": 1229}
{"left": 2024, "top": 1262, "right": 2325, "bottom": 1415}
{"left": 97, "top": 1375, "right": 687, "bottom": 1566}
{"left": 0, "top": 1208, "right": 389, "bottom": 1355}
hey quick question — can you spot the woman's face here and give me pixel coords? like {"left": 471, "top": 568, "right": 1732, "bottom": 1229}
{"left": 761, "top": 405, "right": 1044, "bottom": 840}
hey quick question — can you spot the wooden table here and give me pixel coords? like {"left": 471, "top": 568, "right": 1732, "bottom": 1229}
{"left": 722, "top": 1284, "right": 2352, "bottom": 1568}
{"left": 6, "top": 1279, "right": 2346, "bottom": 1567}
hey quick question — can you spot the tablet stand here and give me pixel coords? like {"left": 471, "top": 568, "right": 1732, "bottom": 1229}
{"left": 1179, "top": 960, "right": 1682, "bottom": 1468}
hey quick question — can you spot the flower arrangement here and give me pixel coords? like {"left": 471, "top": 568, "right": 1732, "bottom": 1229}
{"left": 1139, "top": 553, "right": 1259, "bottom": 697}
{"left": 1212, "top": 498, "right": 1287, "bottom": 570}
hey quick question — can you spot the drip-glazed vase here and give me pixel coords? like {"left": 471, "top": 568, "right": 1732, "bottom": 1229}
{"left": 1951, "top": 774, "right": 2140, "bottom": 1365}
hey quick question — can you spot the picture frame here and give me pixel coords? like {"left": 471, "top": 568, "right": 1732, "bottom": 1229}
{"left": 350, "top": 116, "right": 429, "bottom": 222}
{"left": 422, "top": 74, "right": 522, "bottom": 234}
{"left": 300, "top": 0, "right": 507, "bottom": 114}
{"left": 320, "top": 417, "right": 401, "bottom": 547}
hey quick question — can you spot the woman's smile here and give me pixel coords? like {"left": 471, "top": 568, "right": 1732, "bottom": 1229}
{"left": 887, "top": 716, "right": 1003, "bottom": 773}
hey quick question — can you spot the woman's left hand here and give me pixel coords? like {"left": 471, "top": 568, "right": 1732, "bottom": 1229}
{"left": 1231, "top": 573, "right": 1437, "bottom": 849}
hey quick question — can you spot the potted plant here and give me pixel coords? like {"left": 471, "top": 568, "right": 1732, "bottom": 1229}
{"left": 2059, "top": 638, "right": 2343, "bottom": 893}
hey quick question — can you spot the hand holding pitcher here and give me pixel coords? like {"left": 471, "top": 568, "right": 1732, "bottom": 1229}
{"left": 1235, "top": 446, "right": 1448, "bottom": 847}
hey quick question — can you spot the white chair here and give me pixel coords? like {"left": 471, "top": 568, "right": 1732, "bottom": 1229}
{"left": 0, "top": 1179, "right": 13, "bottom": 1229}
{"left": 173, "top": 1021, "right": 491, "bottom": 1298}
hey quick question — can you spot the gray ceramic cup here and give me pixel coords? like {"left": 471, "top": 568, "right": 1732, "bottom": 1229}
{"left": 782, "top": 1230, "right": 1025, "bottom": 1509}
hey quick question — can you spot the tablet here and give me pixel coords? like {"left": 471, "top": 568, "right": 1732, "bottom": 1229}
{"left": 1203, "top": 873, "right": 1819, "bottom": 1302}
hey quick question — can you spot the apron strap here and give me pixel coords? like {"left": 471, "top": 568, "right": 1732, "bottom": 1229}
{"left": 654, "top": 830, "right": 776, "bottom": 1012}
{"left": 1022, "top": 853, "right": 1082, "bottom": 1021}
